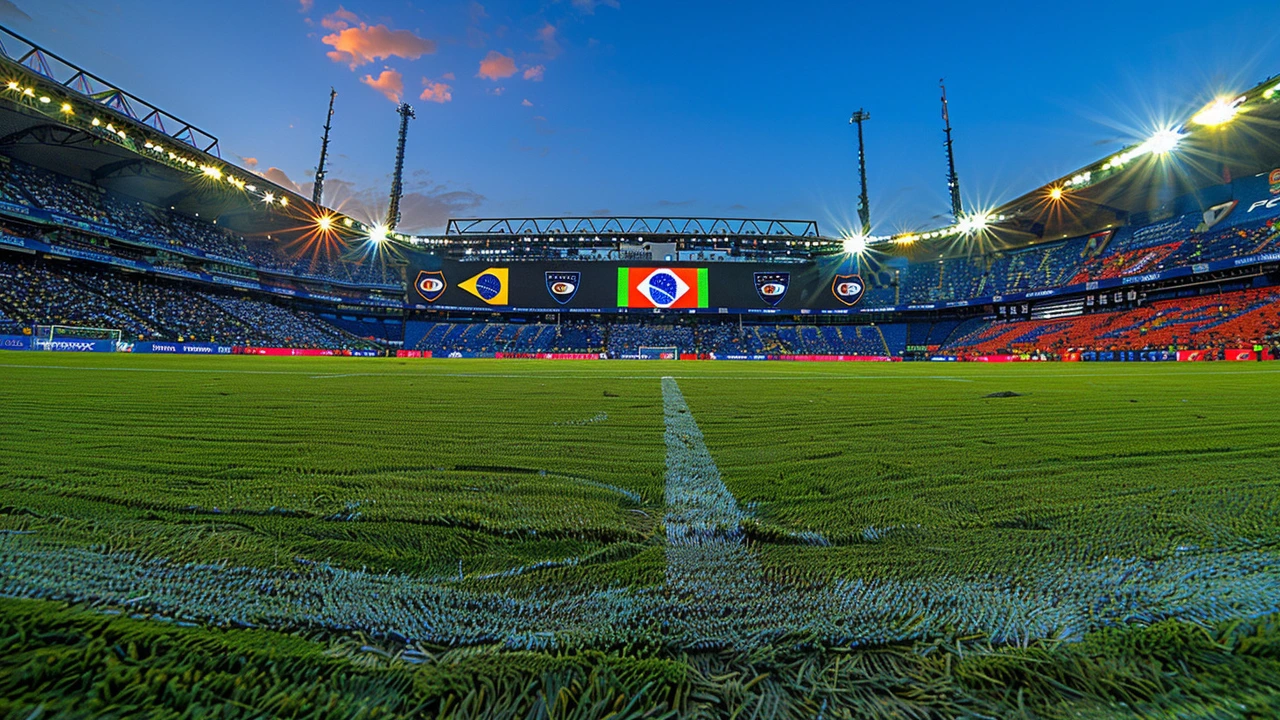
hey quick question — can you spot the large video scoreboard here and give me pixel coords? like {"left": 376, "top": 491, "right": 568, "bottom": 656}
{"left": 405, "top": 258, "right": 868, "bottom": 314}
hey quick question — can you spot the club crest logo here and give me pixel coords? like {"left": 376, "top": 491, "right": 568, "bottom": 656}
{"left": 414, "top": 270, "right": 447, "bottom": 302}
{"left": 1270, "top": 168, "right": 1280, "bottom": 195}
{"left": 832, "top": 274, "right": 866, "bottom": 306}
{"left": 753, "top": 272, "right": 789, "bottom": 307}
{"left": 545, "top": 271, "right": 580, "bottom": 305}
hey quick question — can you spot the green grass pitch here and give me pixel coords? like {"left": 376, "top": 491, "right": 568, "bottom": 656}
{"left": 1, "top": 353, "right": 1279, "bottom": 717}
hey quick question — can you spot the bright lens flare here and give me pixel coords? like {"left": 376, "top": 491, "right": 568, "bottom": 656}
{"left": 957, "top": 213, "right": 990, "bottom": 235}
{"left": 1191, "top": 96, "right": 1245, "bottom": 127}
{"left": 842, "top": 235, "right": 867, "bottom": 255}
{"left": 1049, "top": 187, "right": 1064, "bottom": 201}
{"left": 369, "top": 224, "right": 389, "bottom": 244}
{"left": 316, "top": 215, "right": 334, "bottom": 232}
{"left": 1140, "top": 128, "right": 1183, "bottom": 156}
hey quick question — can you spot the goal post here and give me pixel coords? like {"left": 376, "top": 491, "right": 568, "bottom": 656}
{"left": 637, "top": 346, "right": 679, "bottom": 360}
{"left": 33, "top": 325, "right": 126, "bottom": 352}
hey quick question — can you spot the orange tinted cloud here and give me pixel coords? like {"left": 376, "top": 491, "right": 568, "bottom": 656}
{"left": 523, "top": 65, "right": 545, "bottom": 81}
{"left": 477, "top": 51, "right": 517, "bottom": 80}
{"left": 420, "top": 79, "right": 453, "bottom": 104}
{"left": 360, "top": 69, "right": 405, "bottom": 103}
{"left": 324, "top": 23, "right": 436, "bottom": 69}
{"left": 262, "top": 168, "right": 302, "bottom": 193}
{"left": 242, "top": 157, "right": 259, "bottom": 168}
{"left": 537, "top": 23, "right": 561, "bottom": 57}
{"left": 298, "top": 0, "right": 314, "bottom": 12}
{"left": 321, "top": 6, "right": 359, "bottom": 30}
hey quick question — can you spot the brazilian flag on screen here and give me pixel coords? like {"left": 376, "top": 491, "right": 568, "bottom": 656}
{"left": 617, "top": 267, "right": 709, "bottom": 309}
{"left": 459, "top": 268, "right": 509, "bottom": 305}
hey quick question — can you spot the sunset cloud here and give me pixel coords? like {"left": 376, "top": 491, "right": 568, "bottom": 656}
{"left": 523, "top": 65, "right": 545, "bottom": 81}
{"left": 298, "top": 0, "right": 314, "bottom": 12}
{"left": 262, "top": 168, "right": 303, "bottom": 193}
{"left": 420, "top": 79, "right": 453, "bottom": 104}
{"left": 320, "top": 6, "right": 360, "bottom": 30}
{"left": 522, "top": 99, "right": 533, "bottom": 107}
{"left": 537, "top": 23, "right": 561, "bottom": 58}
{"left": 360, "top": 69, "right": 405, "bottom": 103}
{"left": 241, "top": 157, "right": 259, "bottom": 169}
{"left": 322, "top": 16, "right": 436, "bottom": 69}
{"left": 477, "top": 50, "right": 517, "bottom": 80}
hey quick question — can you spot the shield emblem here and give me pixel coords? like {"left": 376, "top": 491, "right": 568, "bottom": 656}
{"left": 754, "top": 272, "right": 789, "bottom": 307}
{"left": 832, "top": 274, "right": 865, "bottom": 306}
{"left": 545, "top": 271, "right": 580, "bottom": 305}
{"left": 414, "top": 270, "right": 447, "bottom": 302}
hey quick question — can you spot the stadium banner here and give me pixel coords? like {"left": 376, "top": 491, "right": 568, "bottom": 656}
{"left": 435, "top": 351, "right": 497, "bottom": 359}
{"left": 32, "top": 338, "right": 117, "bottom": 352}
{"left": 493, "top": 352, "right": 605, "bottom": 360}
{"left": 1224, "top": 348, "right": 1258, "bottom": 361}
{"left": 771, "top": 354, "right": 900, "bottom": 362}
{"left": 134, "top": 342, "right": 235, "bottom": 355}
{"left": 395, "top": 350, "right": 433, "bottom": 358}
{"left": 0, "top": 334, "right": 31, "bottom": 351}
{"left": 405, "top": 256, "right": 863, "bottom": 313}
{"left": 968, "top": 355, "right": 1023, "bottom": 363}
{"left": 237, "top": 347, "right": 357, "bottom": 357}
{"left": 1176, "top": 350, "right": 1209, "bottom": 362}
{"left": 707, "top": 353, "right": 769, "bottom": 361}
{"left": 930, "top": 355, "right": 959, "bottom": 362}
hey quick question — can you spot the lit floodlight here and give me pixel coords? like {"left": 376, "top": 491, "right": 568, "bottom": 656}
{"left": 1191, "top": 96, "right": 1245, "bottom": 127}
{"left": 1141, "top": 128, "right": 1183, "bottom": 156}
{"left": 316, "top": 215, "right": 333, "bottom": 232}
{"left": 262, "top": 192, "right": 276, "bottom": 205}
{"left": 343, "top": 217, "right": 353, "bottom": 227}
{"left": 958, "top": 213, "right": 990, "bottom": 235}
{"left": 1049, "top": 187, "right": 1064, "bottom": 201}
{"left": 5, "top": 81, "right": 15, "bottom": 90}
{"left": 201, "top": 165, "right": 223, "bottom": 180}
{"left": 369, "top": 224, "right": 389, "bottom": 244}
{"left": 842, "top": 235, "right": 867, "bottom": 255}
{"left": 279, "top": 197, "right": 288, "bottom": 207}
{"left": 38, "top": 96, "right": 50, "bottom": 104}
{"left": 61, "top": 103, "right": 72, "bottom": 114}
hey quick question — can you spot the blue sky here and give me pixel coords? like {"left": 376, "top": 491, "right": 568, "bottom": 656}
{"left": 10, "top": 0, "right": 1280, "bottom": 235}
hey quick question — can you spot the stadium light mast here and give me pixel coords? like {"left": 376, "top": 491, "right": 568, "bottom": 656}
{"left": 940, "top": 79, "right": 963, "bottom": 219}
{"left": 312, "top": 88, "right": 337, "bottom": 207}
{"left": 385, "top": 102, "right": 416, "bottom": 231}
{"left": 849, "top": 108, "right": 872, "bottom": 236}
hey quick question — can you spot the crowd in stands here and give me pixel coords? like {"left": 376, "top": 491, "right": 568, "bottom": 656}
{"left": 0, "top": 256, "right": 373, "bottom": 349}
{"left": 881, "top": 213, "right": 1280, "bottom": 305}
{"left": 407, "top": 319, "right": 900, "bottom": 357}
{"left": 0, "top": 157, "right": 400, "bottom": 289}
{"left": 943, "top": 286, "right": 1280, "bottom": 358}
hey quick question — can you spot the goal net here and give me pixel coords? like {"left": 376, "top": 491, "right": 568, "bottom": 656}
{"left": 637, "top": 346, "right": 679, "bottom": 360}
{"left": 34, "top": 325, "right": 126, "bottom": 352}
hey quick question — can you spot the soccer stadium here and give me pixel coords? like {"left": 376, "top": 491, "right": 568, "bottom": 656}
{"left": 2, "top": 3, "right": 1280, "bottom": 717}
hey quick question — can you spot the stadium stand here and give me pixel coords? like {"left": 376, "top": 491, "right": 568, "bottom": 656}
{"left": 943, "top": 287, "right": 1280, "bottom": 357}
{"left": 0, "top": 256, "right": 374, "bottom": 349}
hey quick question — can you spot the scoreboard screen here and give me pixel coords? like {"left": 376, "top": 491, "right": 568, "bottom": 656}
{"left": 406, "top": 257, "right": 867, "bottom": 313}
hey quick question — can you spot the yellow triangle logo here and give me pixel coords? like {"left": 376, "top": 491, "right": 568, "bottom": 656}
{"left": 458, "top": 268, "right": 509, "bottom": 305}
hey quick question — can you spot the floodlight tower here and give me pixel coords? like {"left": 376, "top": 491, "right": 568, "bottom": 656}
{"left": 940, "top": 79, "right": 963, "bottom": 219}
{"left": 312, "top": 88, "right": 337, "bottom": 207}
{"left": 849, "top": 108, "right": 872, "bottom": 236}
{"left": 385, "top": 102, "right": 415, "bottom": 231}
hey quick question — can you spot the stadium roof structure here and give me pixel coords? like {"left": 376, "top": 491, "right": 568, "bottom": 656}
{"left": 446, "top": 216, "right": 822, "bottom": 239}
{"left": 0, "top": 25, "right": 378, "bottom": 245}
